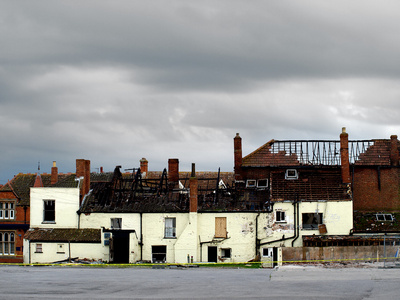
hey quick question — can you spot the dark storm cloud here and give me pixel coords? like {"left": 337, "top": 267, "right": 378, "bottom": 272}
{"left": 2, "top": 1, "right": 400, "bottom": 183}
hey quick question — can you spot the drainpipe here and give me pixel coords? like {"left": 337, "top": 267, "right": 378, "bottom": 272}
{"left": 259, "top": 200, "right": 299, "bottom": 247}
{"left": 291, "top": 201, "right": 300, "bottom": 246}
{"left": 140, "top": 212, "right": 143, "bottom": 261}
{"left": 77, "top": 211, "right": 81, "bottom": 229}
{"left": 255, "top": 213, "right": 260, "bottom": 258}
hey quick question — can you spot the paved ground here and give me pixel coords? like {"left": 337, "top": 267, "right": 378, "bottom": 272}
{"left": 1, "top": 264, "right": 400, "bottom": 299}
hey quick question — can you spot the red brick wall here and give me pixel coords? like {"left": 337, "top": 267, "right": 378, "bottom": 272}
{"left": 353, "top": 167, "right": 400, "bottom": 211}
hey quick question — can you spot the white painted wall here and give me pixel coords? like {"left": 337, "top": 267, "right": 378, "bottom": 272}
{"left": 30, "top": 188, "right": 80, "bottom": 228}
{"left": 23, "top": 239, "right": 104, "bottom": 264}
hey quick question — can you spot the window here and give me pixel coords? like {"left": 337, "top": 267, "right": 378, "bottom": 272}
{"left": 111, "top": 218, "right": 122, "bottom": 229}
{"left": 276, "top": 210, "right": 286, "bottom": 223}
{"left": 57, "top": 244, "right": 65, "bottom": 254}
{"left": 164, "top": 218, "right": 176, "bottom": 238}
{"left": 285, "top": 169, "right": 298, "bottom": 180}
{"left": 0, "top": 202, "right": 15, "bottom": 220}
{"left": 246, "top": 180, "right": 256, "bottom": 188}
{"left": 376, "top": 214, "right": 394, "bottom": 221}
{"left": 257, "top": 179, "right": 268, "bottom": 188}
{"left": 215, "top": 217, "right": 227, "bottom": 238}
{"left": 152, "top": 245, "right": 166, "bottom": 263}
{"left": 302, "top": 213, "right": 323, "bottom": 229}
{"left": 0, "top": 232, "right": 15, "bottom": 256}
{"left": 35, "top": 244, "right": 43, "bottom": 253}
{"left": 43, "top": 200, "right": 55, "bottom": 222}
{"left": 221, "top": 248, "right": 231, "bottom": 258}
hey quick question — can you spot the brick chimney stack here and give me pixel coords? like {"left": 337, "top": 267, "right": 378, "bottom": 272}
{"left": 51, "top": 161, "right": 58, "bottom": 185}
{"left": 168, "top": 158, "right": 179, "bottom": 183}
{"left": 76, "top": 159, "right": 91, "bottom": 204}
{"left": 189, "top": 163, "right": 198, "bottom": 213}
{"left": 390, "top": 135, "right": 399, "bottom": 166}
{"left": 140, "top": 158, "right": 148, "bottom": 177}
{"left": 340, "top": 127, "right": 351, "bottom": 184}
{"left": 234, "top": 133, "right": 243, "bottom": 180}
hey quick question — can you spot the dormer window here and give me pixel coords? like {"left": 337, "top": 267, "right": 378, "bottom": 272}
{"left": 376, "top": 214, "right": 394, "bottom": 221}
{"left": 285, "top": 169, "right": 298, "bottom": 180}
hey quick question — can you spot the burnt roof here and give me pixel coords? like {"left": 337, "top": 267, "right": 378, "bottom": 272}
{"left": 242, "top": 138, "right": 400, "bottom": 168}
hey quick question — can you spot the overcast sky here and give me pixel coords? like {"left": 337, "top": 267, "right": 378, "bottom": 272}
{"left": 2, "top": 1, "right": 400, "bottom": 184}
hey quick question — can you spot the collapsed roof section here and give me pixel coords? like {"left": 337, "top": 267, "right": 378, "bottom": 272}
{"left": 80, "top": 166, "right": 242, "bottom": 213}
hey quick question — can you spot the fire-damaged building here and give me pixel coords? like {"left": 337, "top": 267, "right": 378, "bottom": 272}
{"left": 22, "top": 128, "right": 400, "bottom": 265}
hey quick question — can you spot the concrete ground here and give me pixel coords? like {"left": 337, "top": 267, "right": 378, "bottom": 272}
{"left": 1, "top": 264, "right": 400, "bottom": 299}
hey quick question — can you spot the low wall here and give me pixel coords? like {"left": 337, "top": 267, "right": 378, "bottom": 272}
{"left": 282, "top": 246, "right": 400, "bottom": 263}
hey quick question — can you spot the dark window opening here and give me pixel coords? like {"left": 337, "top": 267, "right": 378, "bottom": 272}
{"left": 221, "top": 248, "right": 231, "bottom": 258}
{"left": 43, "top": 200, "right": 55, "bottom": 222}
{"left": 285, "top": 169, "right": 298, "bottom": 180}
{"left": 152, "top": 245, "right": 167, "bottom": 263}
{"left": 111, "top": 218, "right": 122, "bottom": 229}
{"left": 276, "top": 211, "right": 286, "bottom": 222}
{"left": 302, "top": 213, "right": 323, "bottom": 229}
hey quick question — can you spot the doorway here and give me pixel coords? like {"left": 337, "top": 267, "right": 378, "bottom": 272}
{"left": 110, "top": 231, "right": 130, "bottom": 263}
{"left": 208, "top": 246, "right": 218, "bottom": 262}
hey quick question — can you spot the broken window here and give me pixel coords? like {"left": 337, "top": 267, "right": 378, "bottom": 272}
{"left": 35, "top": 243, "right": 43, "bottom": 253}
{"left": 215, "top": 217, "right": 227, "bottom": 238}
{"left": 164, "top": 218, "right": 176, "bottom": 238}
{"left": 43, "top": 200, "right": 55, "bottom": 222}
{"left": 302, "top": 213, "right": 323, "bottom": 229}
{"left": 257, "top": 179, "right": 268, "bottom": 188}
{"left": 246, "top": 180, "right": 257, "bottom": 188}
{"left": 0, "top": 232, "right": 15, "bottom": 256}
{"left": 285, "top": 169, "right": 298, "bottom": 180}
{"left": 152, "top": 245, "right": 166, "bottom": 263}
{"left": 376, "top": 214, "right": 394, "bottom": 221}
{"left": 221, "top": 248, "right": 231, "bottom": 258}
{"left": 0, "top": 202, "right": 15, "bottom": 220}
{"left": 111, "top": 218, "right": 122, "bottom": 229}
{"left": 276, "top": 210, "right": 286, "bottom": 223}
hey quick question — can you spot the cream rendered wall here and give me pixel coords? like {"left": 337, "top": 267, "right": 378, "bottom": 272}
{"left": 24, "top": 240, "right": 103, "bottom": 264}
{"left": 142, "top": 213, "right": 192, "bottom": 263}
{"left": 197, "top": 213, "right": 257, "bottom": 263}
{"left": 79, "top": 213, "right": 142, "bottom": 263}
{"left": 258, "top": 200, "right": 353, "bottom": 248}
{"left": 30, "top": 188, "right": 80, "bottom": 228}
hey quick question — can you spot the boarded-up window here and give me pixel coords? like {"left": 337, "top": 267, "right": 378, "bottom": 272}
{"left": 215, "top": 217, "right": 227, "bottom": 238}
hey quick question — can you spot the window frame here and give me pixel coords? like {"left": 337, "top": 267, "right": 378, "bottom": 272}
{"left": 275, "top": 210, "right": 286, "bottom": 223}
{"left": 35, "top": 243, "right": 43, "bottom": 253}
{"left": 246, "top": 180, "right": 257, "bottom": 188}
{"left": 111, "top": 218, "right": 122, "bottom": 229}
{"left": 0, "top": 232, "right": 15, "bottom": 256}
{"left": 221, "top": 248, "right": 231, "bottom": 258}
{"left": 285, "top": 169, "right": 298, "bottom": 180}
{"left": 215, "top": 217, "right": 227, "bottom": 238}
{"left": 302, "top": 213, "right": 323, "bottom": 230}
{"left": 43, "top": 200, "right": 55, "bottom": 223}
{"left": 0, "top": 201, "right": 16, "bottom": 220}
{"left": 164, "top": 217, "right": 176, "bottom": 238}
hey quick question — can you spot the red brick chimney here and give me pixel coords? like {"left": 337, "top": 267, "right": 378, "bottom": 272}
{"left": 234, "top": 133, "right": 243, "bottom": 180}
{"left": 340, "top": 127, "right": 351, "bottom": 184}
{"left": 189, "top": 163, "right": 198, "bottom": 213}
{"left": 140, "top": 158, "right": 148, "bottom": 177}
{"left": 76, "top": 159, "right": 91, "bottom": 203}
{"left": 168, "top": 158, "right": 179, "bottom": 183}
{"left": 390, "top": 135, "right": 399, "bottom": 166}
{"left": 100, "top": 166, "right": 103, "bottom": 173}
{"left": 51, "top": 161, "right": 58, "bottom": 185}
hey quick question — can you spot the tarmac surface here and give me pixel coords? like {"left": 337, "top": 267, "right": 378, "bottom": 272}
{"left": 1, "top": 264, "right": 400, "bottom": 299}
